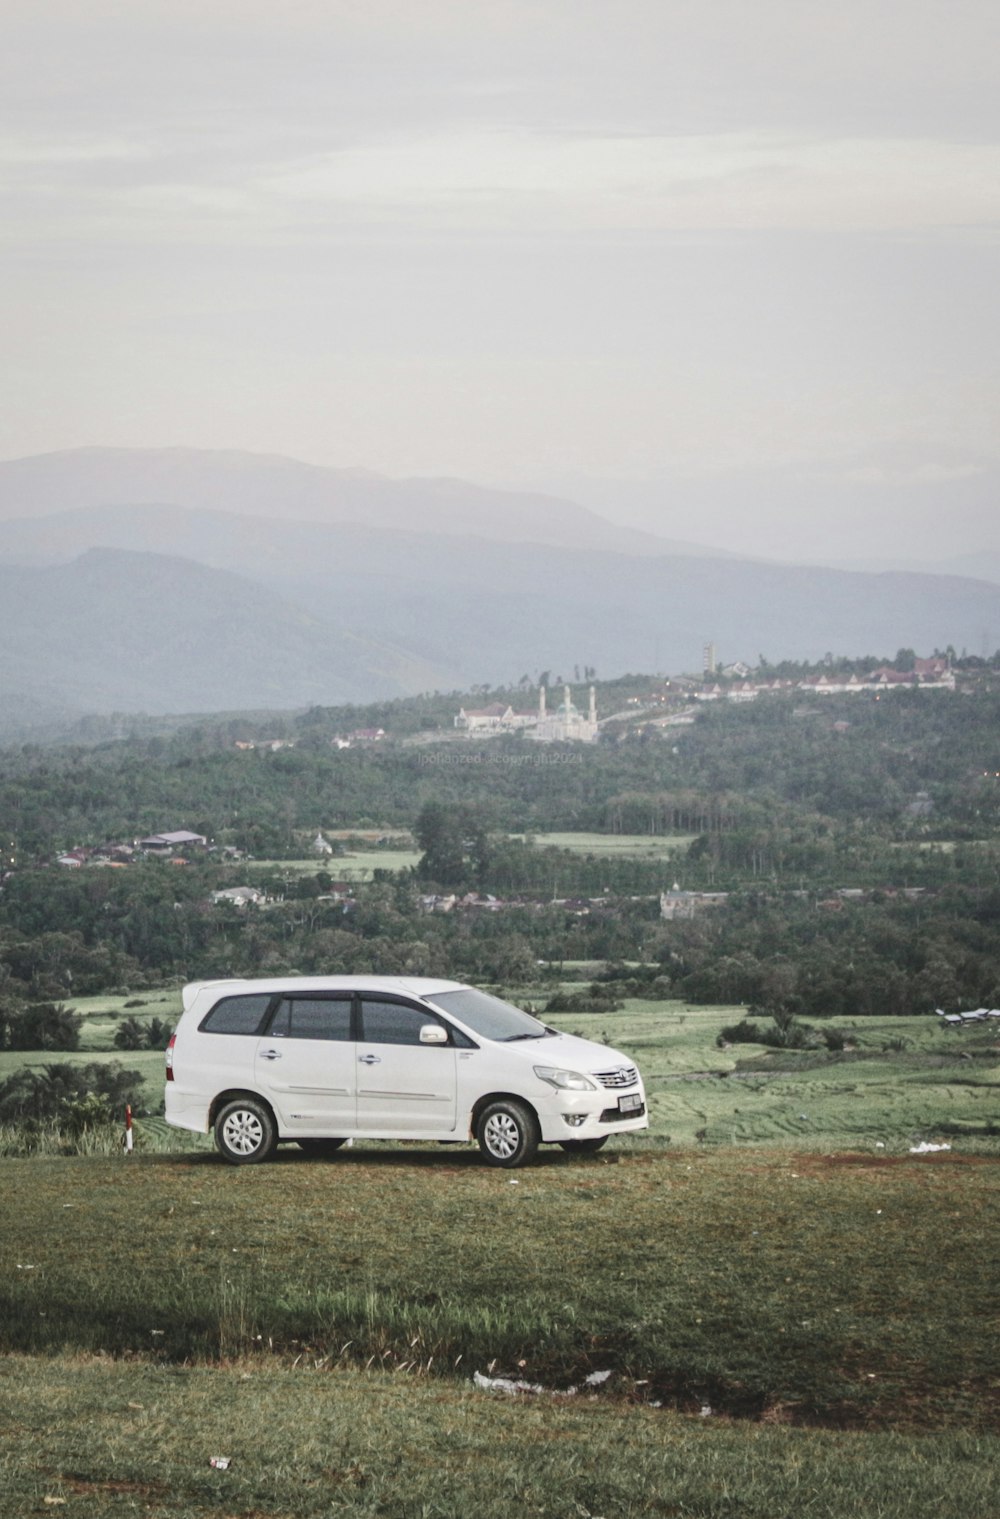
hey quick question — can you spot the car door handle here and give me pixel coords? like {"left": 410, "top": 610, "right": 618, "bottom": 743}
{"left": 260, "top": 1049, "right": 283, "bottom": 1060}
{"left": 358, "top": 1054, "right": 381, "bottom": 1064}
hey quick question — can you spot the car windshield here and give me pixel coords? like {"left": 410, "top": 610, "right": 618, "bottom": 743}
{"left": 428, "top": 988, "right": 552, "bottom": 1042}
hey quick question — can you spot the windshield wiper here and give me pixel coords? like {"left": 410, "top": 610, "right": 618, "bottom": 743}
{"left": 502, "top": 1031, "right": 546, "bottom": 1042}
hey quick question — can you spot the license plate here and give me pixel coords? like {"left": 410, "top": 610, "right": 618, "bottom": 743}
{"left": 618, "top": 1093, "right": 642, "bottom": 1113}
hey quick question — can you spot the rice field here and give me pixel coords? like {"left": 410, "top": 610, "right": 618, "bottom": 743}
{"left": 3, "top": 995, "right": 997, "bottom": 1156}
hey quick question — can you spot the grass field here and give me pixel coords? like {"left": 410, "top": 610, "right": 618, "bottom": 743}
{"left": 550, "top": 1003, "right": 1000, "bottom": 1151}
{"left": 244, "top": 851, "right": 423, "bottom": 880}
{"left": 518, "top": 831, "right": 695, "bottom": 858}
{"left": 240, "top": 833, "right": 693, "bottom": 884}
{"left": 5, "top": 1354, "right": 999, "bottom": 1519}
{"left": 2, "top": 1353, "right": 997, "bottom": 1519}
{"left": 2, "top": 1145, "right": 999, "bottom": 1515}
{"left": 3, "top": 994, "right": 999, "bottom": 1515}
{"left": 3, "top": 996, "right": 997, "bottom": 1153}
{"left": 0, "top": 992, "right": 178, "bottom": 1104}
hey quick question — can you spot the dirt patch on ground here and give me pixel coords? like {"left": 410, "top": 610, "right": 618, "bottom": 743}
{"left": 63, "top": 1475, "right": 168, "bottom": 1496}
{"left": 808, "top": 1150, "right": 996, "bottom": 1170}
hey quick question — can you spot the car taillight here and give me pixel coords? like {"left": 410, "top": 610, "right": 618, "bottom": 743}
{"left": 165, "top": 1033, "right": 176, "bottom": 1081}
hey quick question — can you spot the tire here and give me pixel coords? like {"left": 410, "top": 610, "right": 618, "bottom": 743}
{"left": 296, "top": 1138, "right": 348, "bottom": 1155}
{"left": 558, "top": 1137, "right": 608, "bottom": 1154}
{"left": 214, "top": 1098, "right": 277, "bottom": 1165}
{"left": 476, "top": 1098, "right": 540, "bottom": 1169}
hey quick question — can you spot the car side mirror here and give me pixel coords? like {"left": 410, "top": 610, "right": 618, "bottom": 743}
{"left": 419, "top": 1024, "right": 449, "bottom": 1045}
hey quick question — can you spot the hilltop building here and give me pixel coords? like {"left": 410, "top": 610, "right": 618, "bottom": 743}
{"left": 531, "top": 685, "right": 599, "bottom": 744}
{"left": 454, "top": 702, "right": 535, "bottom": 733}
{"left": 452, "top": 685, "right": 599, "bottom": 742}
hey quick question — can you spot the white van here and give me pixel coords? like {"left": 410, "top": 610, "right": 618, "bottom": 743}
{"left": 165, "top": 976, "right": 647, "bottom": 1168}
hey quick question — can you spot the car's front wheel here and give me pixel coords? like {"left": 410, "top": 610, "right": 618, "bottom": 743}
{"left": 214, "top": 1098, "right": 277, "bottom": 1165}
{"left": 476, "top": 1098, "right": 540, "bottom": 1169}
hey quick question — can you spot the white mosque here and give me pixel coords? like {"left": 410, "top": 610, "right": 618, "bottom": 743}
{"left": 531, "top": 684, "right": 599, "bottom": 744}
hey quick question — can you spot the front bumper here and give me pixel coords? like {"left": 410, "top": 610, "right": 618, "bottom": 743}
{"left": 535, "top": 1083, "right": 648, "bottom": 1143}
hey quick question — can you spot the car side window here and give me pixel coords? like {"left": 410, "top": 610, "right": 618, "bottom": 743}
{"left": 201, "top": 994, "right": 274, "bottom": 1035}
{"left": 359, "top": 998, "right": 449, "bottom": 1046}
{"left": 269, "top": 996, "right": 353, "bottom": 1042}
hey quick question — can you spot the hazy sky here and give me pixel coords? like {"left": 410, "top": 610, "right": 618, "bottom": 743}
{"left": 2, "top": 1, "right": 998, "bottom": 556}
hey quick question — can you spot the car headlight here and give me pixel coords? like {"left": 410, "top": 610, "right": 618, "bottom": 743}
{"left": 534, "top": 1065, "right": 598, "bottom": 1092}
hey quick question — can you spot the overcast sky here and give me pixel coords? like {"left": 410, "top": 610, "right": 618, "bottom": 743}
{"left": 2, "top": 1, "right": 998, "bottom": 558}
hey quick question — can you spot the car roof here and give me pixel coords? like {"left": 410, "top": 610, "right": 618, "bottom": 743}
{"left": 181, "top": 975, "right": 466, "bottom": 1011}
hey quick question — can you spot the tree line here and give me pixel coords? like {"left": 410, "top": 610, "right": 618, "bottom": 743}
{"left": 1, "top": 683, "right": 999, "bottom": 861}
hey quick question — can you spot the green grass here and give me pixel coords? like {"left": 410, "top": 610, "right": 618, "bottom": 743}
{"left": 2, "top": 1352, "right": 998, "bottom": 1519}
{"left": 2, "top": 1146, "right": 998, "bottom": 1433}
{"left": 519, "top": 830, "right": 695, "bottom": 858}
{"left": 4, "top": 992, "right": 999, "bottom": 1515}
{"left": 4, "top": 998, "right": 997, "bottom": 1149}
{"left": 328, "top": 849, "right": 422, "bottom": 878}
{"left": 546, "top": 1002, "right": 1000, "bottom": 1152}
{"left": 243, "top": 851, "right": 422, "bottom": 879}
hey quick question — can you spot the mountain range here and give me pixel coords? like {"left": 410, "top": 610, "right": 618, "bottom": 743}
{"left": 0, "top": 447, "right": 996, "bottom": 739}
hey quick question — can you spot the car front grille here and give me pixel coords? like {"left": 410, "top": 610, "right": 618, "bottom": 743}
{"left": 595, "top": 1065, "right": 639, "bottom": 1090}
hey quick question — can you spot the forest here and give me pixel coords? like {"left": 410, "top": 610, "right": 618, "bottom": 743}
{"left": 0, "top": 662, "right": 998, "bottom": 1036}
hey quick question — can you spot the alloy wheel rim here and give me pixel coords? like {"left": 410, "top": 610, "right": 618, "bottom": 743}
{"left": 484, "top": 1112, "right": 519, "bottom": 1158}
{"left": 223, "top": 1110, "right": 263, "bottom": 1155}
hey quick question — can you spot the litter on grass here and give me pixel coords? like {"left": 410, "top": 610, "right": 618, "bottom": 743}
{"left": 473, "top": 1371, "right": 545, "bottom": 1396}
{"left": 474, "top": 1368, "right": 614, "bottom": 1398}
{"left": 910, "top": 1142, "right": 952, "bottom": 1154}
{"left": 209, "top": 1456, "right": 231, "bottom": 1470}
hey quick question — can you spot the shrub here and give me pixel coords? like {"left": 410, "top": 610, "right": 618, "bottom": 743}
{"left": 544, "top": 991, "right": 624, "bottom": 1014}
{"left": 719, "top": 1016, "right": 825, "bottom": 1051}
{"left": 717, "top": 1019, "right": 763, "bottom": 1047}
{"left": 0, "top": 1062, "right": 144, "bottom": 1126}
{"left": 5, "top": 1002, "right": 82, "bottom": 1052}
{"left": 146, "top": 1016, "right": 172, "bottom": 1048}
{"left": 61, "top": 1090, "right": 117, "bottom": 1138}
{"left": 113, "top": 1016, "right": 147, "bottom": 1050}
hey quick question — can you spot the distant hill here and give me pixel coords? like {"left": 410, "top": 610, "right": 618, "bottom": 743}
{"left": 0, "top": 446, "right": 727, "bottom": 560}
{"left": 0, "top": 548, "right": 457, "bottom": 735}
{"left": 0, "top": 447, "right": 997, "bottom": 737}
{"left": 828, "top": 550, "right": 1000, "bottom": 586}
{"left": 0, "top": 534, "right": 996, "bottom": 741}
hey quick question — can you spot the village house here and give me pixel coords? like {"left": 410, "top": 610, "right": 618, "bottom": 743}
{"left": 210, "top": 886, "right": 267, "bottom": 908}
{"left": 454, "top": 702, "right": 536, "bottom": 734}
{"left": 659, "top": 887, "right": 729, "bottom": 919}
{"left": 137, "top": 830, "right": 208, "bottom": 853}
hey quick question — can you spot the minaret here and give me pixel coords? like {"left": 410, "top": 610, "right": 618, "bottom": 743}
{"left": 539, "top": 685, "right": 547, "bottom": 718}
{"left": 588, "top": 685, "right": 596, "bottom": 724}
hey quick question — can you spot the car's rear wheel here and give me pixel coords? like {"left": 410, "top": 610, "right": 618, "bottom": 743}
{"left": 214, "top": 1098, "right": 277, "bottom": 1165}
{"left": 296, "top": 1138, "right": 348, "bottom": 1155}
{"left": 558, "top": 1136, "right": 608, "bottom": 1154}
{"left": 476, "top": 1098, "right": 539, "bottom": 1169}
